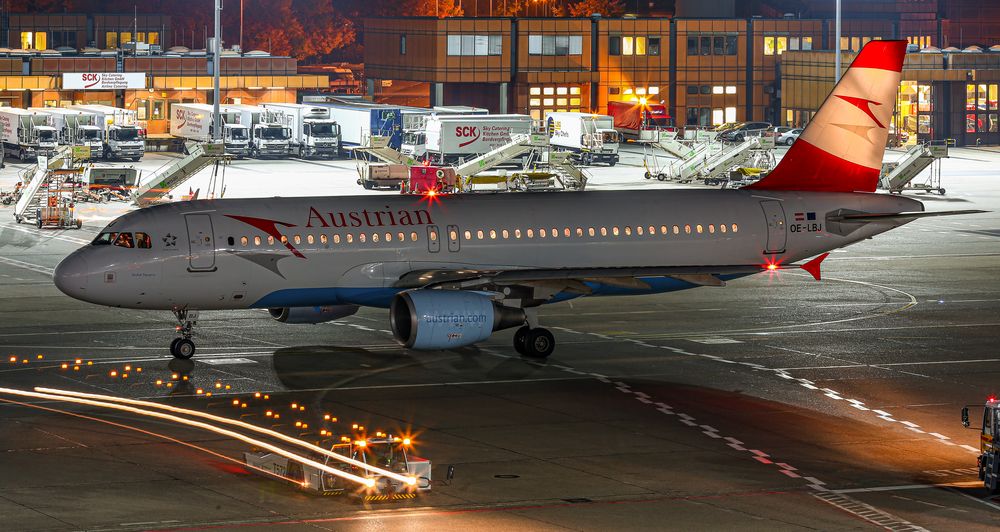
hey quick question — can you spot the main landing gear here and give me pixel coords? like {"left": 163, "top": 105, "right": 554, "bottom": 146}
{"left": 511, "top": 309, "right": 555, "bottom": 358}
{"left": 170, "top": 309, "right": 198, "bottom": 359}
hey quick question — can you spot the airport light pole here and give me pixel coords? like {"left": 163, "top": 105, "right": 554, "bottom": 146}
{"left": 213, "top": 0, "right": 222, "bottom": 142}
{"left": 834, "top": 0, "right": 841, "bottom": 83}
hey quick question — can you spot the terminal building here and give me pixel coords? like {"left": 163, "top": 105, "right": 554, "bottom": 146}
{"left": 0, "top": 13, "right": 326, "bottom": 135}
{"left": 363, "top": 0, "right": 1000, "bottom": 145}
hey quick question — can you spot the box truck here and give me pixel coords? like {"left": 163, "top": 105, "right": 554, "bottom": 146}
{"left": 30, "top": 108, "right": 104, "bottom": 160}
{"left": 606, "top": 101, "right": 674, "bottom": 142}
{"left": 262, "top": 103, "right": 340, "bottom": 159}
{"left": 314, "top": 101, "right": 403, "bottom": 151}
{"left": 0, "top": 108, "right": 59, "bottom": 161}
{"left": 69, "top": 104, "right": 145, "bottom": 161}
{"left": 424, "top": 114, "right": 533, "bottom": 163}
{"left": 169, "top": 103, "right": 250, "bottom": 157}
{"left": 545, "top": 112, "right": 619, "bottom": 166}
{"left": 401, "top": 106, "right": 489, "bottom": 158}
{"left": 228, "top": 104, "right": 290, "bottom": 158}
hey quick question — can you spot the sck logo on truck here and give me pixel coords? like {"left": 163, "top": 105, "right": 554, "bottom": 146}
{"left": 456, "top": 126, "right": 480, "bottom": 147}
{"left": 82, "top": 73, "right": 102, "bottom": 89}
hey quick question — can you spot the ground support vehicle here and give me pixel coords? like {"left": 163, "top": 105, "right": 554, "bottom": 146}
{"left": 227, "top": 105, "right": 290, "bottom": 159}
{"left": 263, "top": 103, "right": 341, "bottom": 159}
{"left": 546, "top": 112, "right": 619, "bottom": 166}
{"left": 314, "top": 101, "right": 403, "bottom": 153}
{"left": 607, "top": 100, "right": 674, "bottom": 142}
{"left": 30, "top": 108, "right": 104, "bottom": 159}
{"left": 244, "top": 435, "right": 431, "bottom": 499}
{"left": 963, "top": 397, "right": 1000, "bottom": 493}
{"left": 0, "top": 108, "right": 58, "bottom": 161}
{"left": 169, "top": 103, "right": 250, "bottom": 158}
{"left": 68, "top": 104, "right": 145, "bottom": 161}
{"left": 424, "top": 114, "right": 533, "bottom": 164}
{"left": 358, "top": 162, "right": 409, "bottom": 190}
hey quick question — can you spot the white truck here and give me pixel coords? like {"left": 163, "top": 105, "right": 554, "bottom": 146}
{"left": 546, "top": 111, "right": 620, "bottom": 166}
{"left": 169, "top": 103, "right": 250, "bottom": 158}
{"left": 262, "top": 103, "right": 340, "bottom": 159}
{"left": 401, "top": 106, "right": 489, "bottom": 159}
{"left": 0, "top": 108, "right": 59, "bottom": 161}
{"left": 425, "top": 114, "right": 532, "bottom": 163}
{"left": 69, "top": 104, "right": 145, "bottom": 161}
{"left": 30, "top": 107, "right": 104, "bottom": 160}
{"left": 229, "top": 104, "right": 290, "bottom": 158}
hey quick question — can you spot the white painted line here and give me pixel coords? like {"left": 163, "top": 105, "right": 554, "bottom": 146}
{"left": 0, "top": 256, "right": 54, "bottom": 276}
{"left": 199, "top": 358, "right": 258, "bottom": 365}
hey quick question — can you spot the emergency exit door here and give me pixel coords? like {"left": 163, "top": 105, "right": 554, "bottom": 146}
{"left": 446, "top": 225, "right": 460, "bottom": 252}
{"left": 759, "top": 200, "right": 787, "bottom": 254}
{"left": 427, "top": 225, "right": 440, "bottom": 253}
{"left": 185, "top": 214, "right": 216, "bottom": 271}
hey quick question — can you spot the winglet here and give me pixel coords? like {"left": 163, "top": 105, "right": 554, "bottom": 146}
{"left": 800, "top": 253, "right": 830, "bottom": 281}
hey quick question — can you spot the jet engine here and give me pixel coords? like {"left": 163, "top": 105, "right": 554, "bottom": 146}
{"left": 268, "top": 305, "right": 360, "bottom": 324}
{"left": 390, "top": 290, "right": 525, "bottom": 350}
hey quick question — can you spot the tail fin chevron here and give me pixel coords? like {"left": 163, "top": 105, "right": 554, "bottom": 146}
{"left": 748, "top": 40, "right": 908, "bottom": 193}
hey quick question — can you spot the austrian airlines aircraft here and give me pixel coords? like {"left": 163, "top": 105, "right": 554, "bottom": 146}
{"left": 53, "top": 40, "right": 977, "bottom": 359}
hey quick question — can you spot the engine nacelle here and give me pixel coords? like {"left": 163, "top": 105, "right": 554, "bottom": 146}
{"left": 268, "top": 305, "right": 360, "bottom": 324}
{"left": 390, "top": 290, "right": 525, "bottom": 350}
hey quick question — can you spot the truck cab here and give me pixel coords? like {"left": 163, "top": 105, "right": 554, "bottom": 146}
{"left": 76, "top": 125, "right": 104, "bottom": 159}
{"left": 32, "top": 125, "right": 59, "bottom": 159}
{"left": 251, "top": 123, "right": 291, "bottom": 158}
{"left": 302, "top": 119, "right": 340, "bottom": 158}
{"left": 106, "top": 125, "right": 145, "bottom": 161}
{"left": 962, "top": 397, "right": 1000, "bottom": 493}
{"left": 222, "top": 123, "right": 250, "bottom": 158}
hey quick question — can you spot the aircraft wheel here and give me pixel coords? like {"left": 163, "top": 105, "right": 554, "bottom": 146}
{"left": 644, "top": 171, "right": 651, "bottom": 180}
{"left": 171, "top": 338, "right": 195, "bottom": 359}
{"left": 513, "top": 325, "right": 530, "bottom": 355}
{"left": 657, "top": 174, "right": 666, "bottom": 181}
{"left": 522, "top": 328, "right": 555, "bottom": 359}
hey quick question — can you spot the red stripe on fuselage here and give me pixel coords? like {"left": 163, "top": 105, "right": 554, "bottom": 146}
{"left": 745, "top": 139, "right": 879, "bottom": 193}
{"left": 848, "top": 40, "right": 908, "bottom": 72}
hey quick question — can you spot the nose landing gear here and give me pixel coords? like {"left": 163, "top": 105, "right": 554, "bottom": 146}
{"left": 170, "top": 309, "right": 198, "bottom": 359}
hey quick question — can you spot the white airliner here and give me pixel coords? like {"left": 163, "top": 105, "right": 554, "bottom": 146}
{"left": 54, "top": 40, "right": 978, "bottom": 359}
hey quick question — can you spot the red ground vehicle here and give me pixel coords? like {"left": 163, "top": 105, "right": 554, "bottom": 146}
{"left": 607, "top": 100, "right": 675, "bottom": 141}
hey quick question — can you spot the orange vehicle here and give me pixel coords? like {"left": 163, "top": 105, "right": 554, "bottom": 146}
{"left": 962, "top": 396, "right": 1000, "bottom": 493}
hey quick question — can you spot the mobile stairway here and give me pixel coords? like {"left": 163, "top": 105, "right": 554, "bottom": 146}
{"left": 879, "top": 141, "right": 949, "bottom": 194}
{"left": 132, "top": 142, "right": 228, "bottom": 206}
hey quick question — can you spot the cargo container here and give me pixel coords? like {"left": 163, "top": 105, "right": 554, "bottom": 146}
{"left": 545, "top": 112, "right": 619, "bottom": 166}
{"left": 424, "top": 114, "right": 532, "bottom": 163}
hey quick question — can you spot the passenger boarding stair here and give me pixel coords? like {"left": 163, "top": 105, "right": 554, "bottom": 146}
{"left": 12, "top": 158, "right": 53, "bottom": 224}
{"left": 671, "top": 137, "right": 758, "bottom": 183}
{"left": 454, "top": 132, "right": 549, "bottom": 178}
{"left": 655, "top": 131, "right": 698, "bottom": 159}
{"left": 132, "top": 142, "right": 228, "bottom": 206}
{"left": 546, "top": 151, "right": 588, "bottom": 190}
{"left": 879, "top": 142, "right": 948, "bottom": 194}
{"left": 354, "top": 135, "right": 417, "bottom": 165}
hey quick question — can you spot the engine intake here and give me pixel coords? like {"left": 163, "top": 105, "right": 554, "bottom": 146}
{"left": 268, "top": 305, "right": 360, "bottom": 324}
{"left": 390, "top": 290, "right": 525, "bottom": 350}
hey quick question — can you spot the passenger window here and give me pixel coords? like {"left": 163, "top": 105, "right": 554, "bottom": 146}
{"left": 294, "top": 235, "right": 302, "bottom": 245}
{"left": 540, "top": 228, "right": 547, "bottom": 238}
{"left": 92, "top": 232, "right": 117, "bottom": 245}
{"left": 477, "top": 230, "right": 484, "bottom": 240}
{"left": 267, "top": 235, "right": 275, "bottom": 246}
{"left": 464, "top": 230, "right": 472, "bottom": 240}
{"left": 280, "top": 235, "right": 288, "bottom": 244}
{"left": 398, "top": 232, "right": 404, "bottom": 242}
{"left": 359, "top": 233, "right": 367, "bottom": 243}
{"left": 428, "top": 230, "right": 436, "bottom": 242}
{"left": 385, "top": 232, "right": 393, "bottom": 242}
{"left": 372, "top": 233, "right": 379, "bottom": 243}
{"left": 254, "top": 235, "right": 262, "bottom": 246}
{"left": 333, "top": 234, "right": 341, "bottom": 244}
{"left": 527, "top": 229, "right": 534, "bottom": 238}
{"left": 551, "top": 227, "right": 558, "bottom": 238}
{"left": 347, "top": 234, "right": 354, "bottom": 243}
{"left": 612, "top": 226, "right": 620, "bottom": 236}
{"left": 575, "top": 227, "right": 583, "bottom": 237}
{"left": 240, "top": 236, "right": 249, "bottom": 246}
{"left": 696, "top": 224, "right": 703, "bottom": 234}
{"left": 708, "top": 224, "right": 715, "bottom": 234}
{"left": 227, "top": 236, "right": 235, "bottom": 246}
{"left": 514, "top": 229, "right": 521, "bottom": 239}
{"left": 320, "top": 234, "right": 328, "bottom": 245}
{"left": 450, "top": 229, "right": 458, "bottom": 241}
{"left": 490, "top": 229, "right": 497, "bottom": 240}
{"left": 720, "top": 224, "right": 727, "bottom": 233}
{"left": 588, "top": 227, "right": 595, "bottom": 237}
{"left": 136, "top": 232, "right": 152, "bottom": 249}
{"left": 563, "top": 228, "right": 571, "bottom": 237}
{"left": 501, "top": 229, "right": 509, "bottom": 239}
{"left": 661, "top": 225, "right": 668, "bottom": 235}
{"left": 410, "top": 232, "right": 418, "bottom": 242}
{"left": 624, "top": 226, "right": 632, "bottom": 236}
{"left": 684, "top": 224, "right": 692, "bottom": 234}
{"left": 113, "top": 232, "right": 134, "bottom": 248}
{"left": 636, "top": 226, "right": 644, "bottom": 236}
{"left": 673, "top": 225, "right": 680, "bottom": 235}
{"left": 307, "top": 235, "right": 315, "bottom": 245}
{"left": 731, "top": 223, "right": 739, "bottom": 233}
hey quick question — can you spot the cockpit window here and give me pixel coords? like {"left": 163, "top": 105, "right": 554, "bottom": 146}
{"left": 135, "top": 232, "right": 152, "bottom": 249}
{"left": 92, "top": 232, "right": 118, "bottom": 245}
{"left": 113, "top": 232, "right": 134, "bottom": 248}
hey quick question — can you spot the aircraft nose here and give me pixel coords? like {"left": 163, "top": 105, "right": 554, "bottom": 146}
{"left": 53, "top": 252, "right": 90, "bottom": 301}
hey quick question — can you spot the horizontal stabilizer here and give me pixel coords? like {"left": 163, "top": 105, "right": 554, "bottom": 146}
{"left": 829, "top": 209, "right": 986, "bottom": 223}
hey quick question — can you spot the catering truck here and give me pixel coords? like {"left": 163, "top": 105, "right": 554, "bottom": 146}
{"left": 0, "top": 108, "right": 59, "bottom": 160}
{"left": 313, "top": 100, "right": 403, "bottom": 152}
{"left": 424, "top": 114, "right": 532, "bottom": 163}
{"left": 169, "top": 103, "right": 250, "bottom": 157}
{"left": 30, "top": 108, "right": 104, "bottom": 160}
{"left": 606, "top": 100, "right": 674, "bottom": 142}
{"left": 228, "top": 104, "right": 290, "bottom": 158}
{"left": 69, "top": 104, "right": 145, "bottom": 161}
{"left": 545, "top": 111, "right": 619, "bottom": 166}
{"left": 262, "top": 102, "right": 340, "bottom": 159}
{"left": 401, "top": 106, "right": 489, "bottom": 159}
